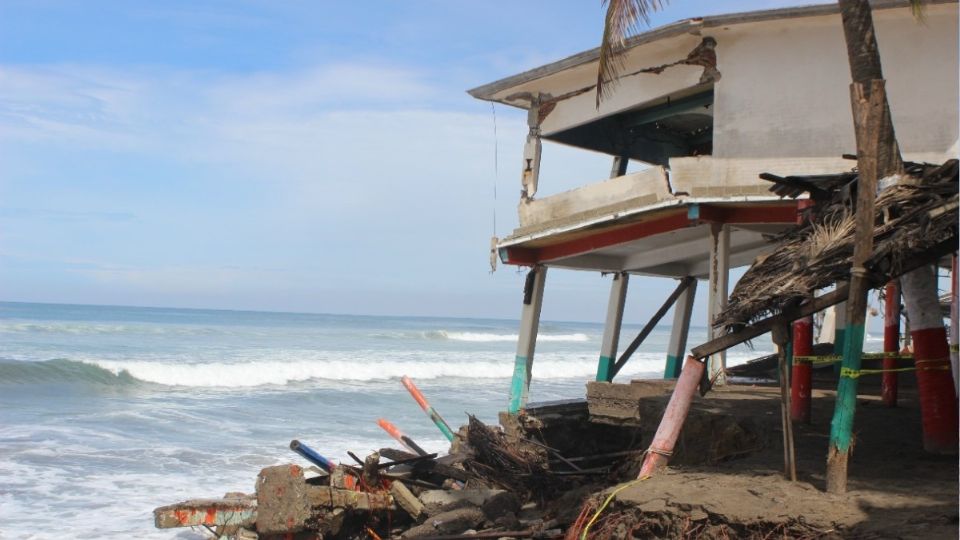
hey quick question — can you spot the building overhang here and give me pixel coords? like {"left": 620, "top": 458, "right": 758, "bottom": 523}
{"left": 467, "top": 0, "right": 952, "bottom": 110}
{"left": 498, "top": 199, "right": 800, "bottom": 278}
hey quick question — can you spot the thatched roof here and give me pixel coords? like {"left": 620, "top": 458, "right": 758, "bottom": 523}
{"left": 716, "top": 159, "right": 959, "bottom": 331}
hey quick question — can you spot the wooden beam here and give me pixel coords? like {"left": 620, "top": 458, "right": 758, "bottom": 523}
{"left": 690, "top": 236, "right": 958, "bottom": 361}
{"left": 610, "top": 276, "right": 695, "bottom": 379}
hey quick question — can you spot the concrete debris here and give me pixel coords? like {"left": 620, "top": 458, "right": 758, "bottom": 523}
{"left": 401, "top": 507, "right": 486, "bottom": 539}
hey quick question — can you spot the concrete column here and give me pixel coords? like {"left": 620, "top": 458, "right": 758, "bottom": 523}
{"left": 520, "top": 100, "right": 541, "bottom": 200}
{"left": 508, "top": 266, "right": 547, "bottom": 414}
{"left": 901, "top": 265, "right": 958, "bottom": 454}
{"left": 707, "top": 224, "right": 730, "bottom": 386}
{"left": 596, "top": 272, "right": 629, "bottom": 382}
{"left": 881, "top": 281, "right": 901, "bottom": 407}
{"left": 664, "top": 278, "right": 697, "bottom": 379}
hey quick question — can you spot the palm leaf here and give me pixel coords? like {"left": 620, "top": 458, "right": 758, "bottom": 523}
{"left": 596, "top": 0, "right": 666, "bottom": 108}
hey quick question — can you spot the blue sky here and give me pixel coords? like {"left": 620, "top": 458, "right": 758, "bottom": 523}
{"left": 0, "top": 0, "right": 825, "bottom": 323}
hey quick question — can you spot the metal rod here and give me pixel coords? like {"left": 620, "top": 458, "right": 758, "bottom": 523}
{"left": 401, "top": 375, "right": 455, "bottom": 441}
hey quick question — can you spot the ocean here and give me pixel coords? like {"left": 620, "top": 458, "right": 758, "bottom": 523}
{"left": 0, "top": 301, "right": 774, "bottom": 539}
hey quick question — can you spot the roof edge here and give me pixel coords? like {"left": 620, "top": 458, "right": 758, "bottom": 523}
{"left": 467, "top": 0, "right": 955, "bottom": 103}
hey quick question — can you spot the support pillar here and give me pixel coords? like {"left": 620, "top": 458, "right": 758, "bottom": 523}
{"left": 508, "top": 266, "right": 547, "bottom": 414}
{"left": 791, "top": 313, "right": 814, "bottom": 423}
{"left": 638, "top": 357, "right": 706, "bottom": 478}
{"left": 597, "top": 273, "right": 629, "bottom": 382}
{"left": 901, "top": 265, "right": 958, "bottom": 454}
{"left": 707, "top": 224, "right": 730, "bottom": 386}
{"left": 951, "top": 256, "right": 959, "bottom": 394}
{"left": 882, "top": 281, "right": 901, "bottom": 407}
{"left": 665, "top": 279, "right": 697, "bottom": 378}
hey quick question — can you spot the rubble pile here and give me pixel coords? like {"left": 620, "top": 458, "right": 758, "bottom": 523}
{"left": 153, "top": 383, "right": 769, "bottom": 539}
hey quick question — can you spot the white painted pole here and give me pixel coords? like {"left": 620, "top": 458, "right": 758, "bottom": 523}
{"left": 707, "top": 224, "right": 730, "bottom": 386}
{"left": 508, "top": 266, "right": 547, "bottom": 413}
{"left": 665, "top": 278, "right": 697, "bottom": 378}
{"left": 597, "top": 272, "right": 629, "bottom": 381}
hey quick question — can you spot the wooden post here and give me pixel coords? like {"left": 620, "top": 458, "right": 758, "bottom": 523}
{"left": 825, "top": 80, "right": 890, "bottom": 494}
{"left": 665, "top": 279, "right": 697, "bottom": 378}
{"left": 707, "top": 224, "right": 730, "bottom": 386}
{"left": 881, "top": 281, "right": 901, "bottom": 407}
{"left": 833, "top": 297, "right": 847, "bottom": 375}
{"left": 597, "top": 272, "right": 629, "bottom": 381}
{"left": 791, "top": 313, "right": 814, "bottom": 423}
{"left": 520, "top": 98, "right": 542, "bottom": 200}
{"left": 773, "top": 324, "right": 797, "bottom": 481}
{"left": 509, "top": 265, "right": 547, "bottom": 414}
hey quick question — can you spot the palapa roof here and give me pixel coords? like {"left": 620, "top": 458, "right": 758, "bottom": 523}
{"left": 716, "top": 159, "right": 959, "bottom": 330}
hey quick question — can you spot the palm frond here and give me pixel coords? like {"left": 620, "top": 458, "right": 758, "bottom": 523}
{"left": 909, "top": 0, "right": 926, "bottom": 23}
{"left": 596, "top": 0, "right": 666, "bottom": 108}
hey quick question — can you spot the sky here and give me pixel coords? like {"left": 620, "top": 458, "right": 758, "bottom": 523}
{"left": 0, "top": 0, "right": 830, "bottom": 324}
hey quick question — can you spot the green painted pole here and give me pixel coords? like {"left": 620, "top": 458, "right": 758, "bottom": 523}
{"left": 596, "top": 273, "right": 629, "bottom": 382}
{"left": 665, "top": 278, "right": 697, "bottom": 379}
{"left": 508, "top": 266, "right": 547, "bottom": 414}
{"left": 826, "top": 75, "right": 901, "bottom": 493}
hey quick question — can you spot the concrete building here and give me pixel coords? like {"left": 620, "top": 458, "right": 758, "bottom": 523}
{"left": 467, "top": 0, "right": 959, "bottom": 413}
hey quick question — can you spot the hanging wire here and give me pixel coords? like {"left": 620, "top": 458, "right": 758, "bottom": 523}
{"left": 491, "top": 102, "right": 499, "bottom": 236}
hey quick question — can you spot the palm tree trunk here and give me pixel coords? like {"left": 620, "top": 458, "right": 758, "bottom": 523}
{"left": 828, "top": 0, "right": 958, "bottom": 494}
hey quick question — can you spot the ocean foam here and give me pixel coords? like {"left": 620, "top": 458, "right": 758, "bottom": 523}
{"left": 429, "top": 330, "right": 590, "bottom": 342}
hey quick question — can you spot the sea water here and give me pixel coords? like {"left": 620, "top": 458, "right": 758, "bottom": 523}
{"left": 0, "top": 301, "right": 773, "bottom": 539}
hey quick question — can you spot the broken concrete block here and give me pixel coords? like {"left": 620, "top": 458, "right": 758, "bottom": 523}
{"left": 418, "top": 489, "right": 505, "bottom": 516}
{"left": 256, "top": 464, "right": 312, "bottom": 535}
{"left": 586, "top": 380, "right": 673, "bottom": 426}
{"left": 391, "top": 481, "right": 426, "bottom": 522}
{"left": 402, "top": 507, "right": 486, "bottom": 538}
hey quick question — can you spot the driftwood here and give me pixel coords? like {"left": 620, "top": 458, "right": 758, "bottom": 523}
{"left": 717, "top": 159, "right": 959, "bottom": 330}
{"left": 461, "top": 415, "right": 556, "bottom": 497}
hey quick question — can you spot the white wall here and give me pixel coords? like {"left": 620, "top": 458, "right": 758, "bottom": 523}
{"left": 712, "top": 4, "right": 958, "bottom": 161}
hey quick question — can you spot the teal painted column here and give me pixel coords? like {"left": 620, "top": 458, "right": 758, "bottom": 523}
{"left": 596, "top": 272, "right": 629, "bottom": 381}
{"left": 508, "top": 266, "right": 547, "bottom": 414}
{"left": 664, "top": 278, "right": 697, "bottom": 378}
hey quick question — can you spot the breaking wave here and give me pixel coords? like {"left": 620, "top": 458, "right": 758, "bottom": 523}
{"left": 425, "top": 330, "right": 590, "bottom": 343}
{"left": 0, "top": 358, "right": 139, "bottom": 385}
{"left": 0, "top": 354, "right": 634, "bottom": 388}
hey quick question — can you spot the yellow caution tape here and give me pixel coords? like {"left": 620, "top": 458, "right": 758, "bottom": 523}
{"left": 839, "top": 365, "right": 951, "bottom": 379}
{"left": 794, "top": 352, "right": 913, "bottom": 364}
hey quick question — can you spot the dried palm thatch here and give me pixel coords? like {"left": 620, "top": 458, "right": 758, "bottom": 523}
{"left": 716, "top": 159, "right": 958, "bottom": 331}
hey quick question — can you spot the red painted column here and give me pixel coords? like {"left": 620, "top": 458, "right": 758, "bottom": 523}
{"left": 882, "top": 281, "right": 901, "bottom": 407}
{"left": 901, "top": 266, "right": 959, "bottom": 454}
{"left": 791, "top": 315, "right": 813, "bottom": 423}
{"left": 789, "top": 199, "right": 816, "bottom": 424}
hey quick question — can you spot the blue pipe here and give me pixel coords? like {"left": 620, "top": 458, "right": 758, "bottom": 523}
{"left": 289, "top": 439, "right": 335, "bottom": 472}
